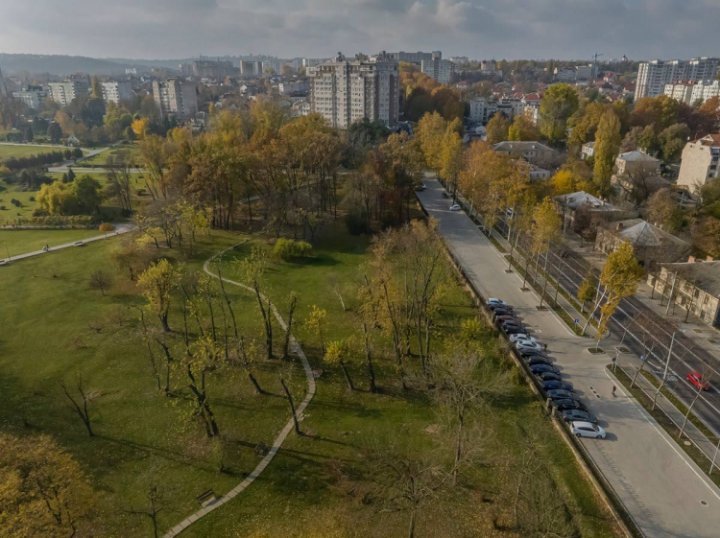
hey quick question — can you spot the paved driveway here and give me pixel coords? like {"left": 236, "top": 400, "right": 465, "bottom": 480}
{"left": 418, "top": 178, "right": 720, "bottom": 538}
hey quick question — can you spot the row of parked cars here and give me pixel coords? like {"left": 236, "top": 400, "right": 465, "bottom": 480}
{"left": 487, "top": 298, "right": 607, "bottom": 440}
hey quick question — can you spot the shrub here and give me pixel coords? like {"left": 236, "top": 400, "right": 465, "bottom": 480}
{"left": 98, "top": 223, "right": 115, "bottom": 232}
{"left": 345, "top": 212, "right": 372, "bottom": 235}
{"left": 272, "top": 238, "right": 313, "bottom": 260}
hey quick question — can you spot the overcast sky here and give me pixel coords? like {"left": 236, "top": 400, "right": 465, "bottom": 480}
{"left": 0, "top": 0, "right": 718, "bottom": 60}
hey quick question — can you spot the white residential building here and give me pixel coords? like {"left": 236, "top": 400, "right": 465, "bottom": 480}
{"left": 663, "top": 82, "right": 695, "bottom": 104}
{"left": 152, "top": 79, "right": 198, "bottom": 120}
{"left": 635, "top": 57, "right": 720, "bottom": 100}
{"left": 468, "top": 98, "right": 491, "bottom": 124}
{"left": 677, "top": 134, "right": 720, "bottom": 193}
{"left": 307, "top": 52, "right": 399, "bottom": 129}
{"left": 100, "top": 81, "right": 134, "bottom": 104}
{"left": 12, "top": 86, "right": 47, "bottom": 110}
{"left": 421, "top": 52, "right": 455, "bottom": 84}
{"left": 47, "top": 79, "right": 89, "bottom": 106}
{"left": 690, "top": 80, "right": 720, "bottom": 103}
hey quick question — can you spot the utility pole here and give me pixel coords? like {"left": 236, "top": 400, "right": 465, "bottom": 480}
{"left": 652, "top": 330, "right": 676, "bottom": 410}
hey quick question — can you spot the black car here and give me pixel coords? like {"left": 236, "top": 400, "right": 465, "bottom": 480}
{"left": 494, "top": 313, "right": 519, "bottom": 325}
{"left": 519, "top": 349, "right": 550, "bottom": 360}
{"left": 492, "top": 307, "right": 516, "bottom": 318}
{"left": 489, "top": 302, "right": 514, "bottom": 312}
{"left": 502, "top": 325, "right": 527, "bottom": 335}
{"left": 527, "top": 357, "right": 553, "bottom": 367}
{"left": 552, "top": 398, "right": 587, "bottom": 412}
{"left": 529, "top": 363, "right": 560, "bottom": 375}
{"left": 560, "top": 409, "right": 598, "bottom": 424}
{"left": 536, "top": 371, "right": 562, "bottom": 382}
{"left": 541, "top": 380, "right": 573, "bottom": 392}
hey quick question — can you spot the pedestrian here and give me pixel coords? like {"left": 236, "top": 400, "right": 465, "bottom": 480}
{"left": 612, "top": 385, "right": 617, "bottom": 397}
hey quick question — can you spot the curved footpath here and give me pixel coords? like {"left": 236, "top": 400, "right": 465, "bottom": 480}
{"left": 162, "top": 246, "right": 317, "bottom": 538}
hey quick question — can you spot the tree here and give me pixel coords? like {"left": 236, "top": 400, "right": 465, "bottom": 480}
{"left": 238, "top": 247, "right": 274, "bottom": 359}
{"left": 138, "top": 258, "right": 181, "bottom": 332}
{"left": 305, "top": 304, "right": 328, "bottom": 354}
{"left": 47, "top": 121, "right": 62, "bottom": 143}
{"left": 184, "top": 334, "right": 222, "bottom": 437}
{"left": 567, "top": 101, "right": 605, "bottom": 149}
{"left": 416, "top": 111, "right": 448, "bottom": 171}
{"left": 691, "top": 216, "right": 720, "bottom": 257}
{"left": 530, "top": 197, "right": 562, "bottom": 308}
{"left": 132, "top": 117, "right": 149, "bottom": 139}
{"left": 508, "top": 114, "right": 541, "bottom": 141}
{"left": 658, "top": 122, "right": 690, "bottom": 162}
{"left": 576, "top": 273, "right": 597, "bottom": 313}
{"left": 89, "top": 269, "right": 112, "bottom": 296}
{"left": 485, "top": 113, "right": 510, "bottom": 144}
{"left": 539, "top": 83, "right": 579, "bottom": 144}
{"left": 324, "top": 339, "right": 354, "bottom": 391}
{"left": 439, "top": 119, "right": 463, "bottom": 198}
{"left": 0, "top": 433, "right": 98, "bottom": 536}
{"left": 582, "top": 242, "right": 644, "bottom": 339}
{"left": 61, "top": 375, "right": 96, "bottom": 436}
{"left": 647, "top": 188, "right": 683, "bottom": 231}
{"left": 593, "top": 109, "right": 622, "bottom": 196}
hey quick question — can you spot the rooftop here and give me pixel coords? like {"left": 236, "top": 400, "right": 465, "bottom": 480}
{"left": 661, "top": 260, "right": 720, "bottom": 296}
{"left": 494, "top": 141, "right": 556, "bottom": 153}
{"left": 603, "top": 219, "right": 689, "bottom": 249}
{"left": 554, "top": 191, "right": 615, "bottom": 210}
{"left": 617, "top": 150, "right": 659, "bottom": 162}
{"left": 697, "top": 134, "right": 720, "bottom": 147}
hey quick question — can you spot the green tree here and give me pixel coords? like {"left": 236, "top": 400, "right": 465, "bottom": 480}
{"left": 138, "top": 259, "right": 180, "bottom": 332}
{"left": 539, "top": 83, "right": 579, "bottom": 144}
{"left": 530, "top": 197, "right": 562, "bottom": 308}
{"left": 576, "top": 273, "right": 597, "bottom": 313}
{"left": 324, "top": 339, "right": 354, "bottom": 391}
{"left": 508, "top": 114, "right": 541, "bottom": 141}
{"left": 593, "top": 109, "right": 622, "bottom": 196}
{"left": 485, "top": 113, "right": 510, "bottom": 144}
{"left": 658, "top": 123, "right": 690, "bottom": 162}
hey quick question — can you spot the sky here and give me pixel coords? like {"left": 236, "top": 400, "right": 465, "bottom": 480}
{"left": 0, "top": 0, "right": 718, "bottom": 61}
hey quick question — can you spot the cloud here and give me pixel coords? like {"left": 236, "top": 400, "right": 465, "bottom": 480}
{"left": 0, "top": 0, "right": 718, "bottom": 60}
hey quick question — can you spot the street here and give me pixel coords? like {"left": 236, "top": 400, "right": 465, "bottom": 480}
{"left": 418, "top": 178, "right": 720, "bottom": 538}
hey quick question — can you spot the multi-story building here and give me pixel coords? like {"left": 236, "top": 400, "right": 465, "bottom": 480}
{"left": 421, "top": 52, "right": 455, "bottom": 84}
{"left": 47, "top": 79, "right": 89, "bottom": 106}
{"left": 12, "top": 86, "right": 47, "bottom": 110}
{"left": 240, "top": 61, "right": 264, "bottom": 77}
{"left": 635, "top": 57, "right": 720, "bottom": 100}
{"left": 663, "top": 82, "right": 695, "bottom": 104}
{"left": 690, "top": 80, "right": 720, "bottom": 103}
{"left": 677, "top": 134, "right": 720, "bottom": 192}
{"left": 388, "top": 51, "right": 437, "bottom": 66}
{"left": 152, "top": 79, "right": 198, "bottom": 120}
{"left": 307, "top": 52, "right": 399, "bottom": 129}
{"left": 185, "top": 60, "right": 235, "bottom": 80}
{"left": 100, "top": 81, "right": 134, "bottom": 105}
{"left": 0, "top": 65, "right": 7, "bottom": 97}
{"left": 468, "top": 98, "right": 491, "bottom": 124}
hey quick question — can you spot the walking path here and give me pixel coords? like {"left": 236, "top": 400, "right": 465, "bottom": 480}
{"left": 418, "top": 178, "right": 720, "bottom": 538}
{"left": 0, "top": 223, "right": 135, "bottom": 263}
{"left": 162, "top": 246, "right": 316, "bottom": 538}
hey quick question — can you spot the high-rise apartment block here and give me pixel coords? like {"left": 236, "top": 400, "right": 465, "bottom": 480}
{"left": 307, "top": 52, "right": 399, "bottom": 129}
{"left": 48, "top": 79, "right": 89, "bottom": 106}
{"left": 634, "top": 57, "right": 719, "bottom": 100}
{"left": 421, "top": 52, "right": 455, "bottom": 84}
{"left": 152, "top": 79, "right": 198, "bottom": 120}
{"left": 677, "top": 134, "right": 720, "bottom": 193}
{"left": 12, "top": 86, "right": 47, "bottom": 110}
{"left": 100, "top": 81, "right": 134, "bottom": 105}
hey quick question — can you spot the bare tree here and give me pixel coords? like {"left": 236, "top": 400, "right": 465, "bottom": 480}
{"left": 61, "top": 376, "right": 95, "bottom": 437}
{"left": 89, "top": 269, "right": 112, "bottom": 296}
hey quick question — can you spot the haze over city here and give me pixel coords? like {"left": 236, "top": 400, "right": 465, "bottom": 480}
{"left": 1, "top": 0, "right": 719, "bottom": 59}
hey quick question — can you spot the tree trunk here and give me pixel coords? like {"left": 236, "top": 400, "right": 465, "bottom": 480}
{"left": 281, "top": 378, "right": 302, "bottom": 435}
{"left": 452, "top": 409, "right": 464, "bottom": 486}
{"left": 340, "top": 360, "right": 355, "bottom": 391}
{"left": 362, "top": 321, "right": 377, "bottom": 393}
{"left": 248, "top": 372, "right": 266, "bottom": 395}
{"left": 283, "top": 295, "right": 298, "bottom": 359}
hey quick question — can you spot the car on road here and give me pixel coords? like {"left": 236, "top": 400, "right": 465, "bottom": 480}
{"left": 686, "top": 371, "right": 710, "bottom": 391}
{"left": 73, "top": 241, "right": 86, "bottom": 247}
{"left": 449, "top": 203, "right": 462, "bottom": 211}
{"left": 570, "top": 421, "right": 606, "bottom": 439}
{"left": 552, "top": 399, "right": 587, "bottom": 412}
{"left": 535, "top": 371, "right": 562, "bottom": 382}
{"left": 530, "top": 363, "right": 560, "bottom": 375}
{"left": 561, "top": 409, "right": 597, "bottom": 424}
{"left": 414, "top": 184, "right": 426, "bottom": 192}
{"left": 541, "top": 380, "right": 573, "bottom": 392}
{"left": 545, "top": 388, "right": 575, "bottom": 400}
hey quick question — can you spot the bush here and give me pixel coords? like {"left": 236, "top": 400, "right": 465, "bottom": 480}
{"left": 345, "top": 212, "right": 372, "bottom": 235}
{"left": 98, "top": 223, "right": 116, "bottom": 232}
{"left": 272, "top": 238, "right": 313, "bottom": 260}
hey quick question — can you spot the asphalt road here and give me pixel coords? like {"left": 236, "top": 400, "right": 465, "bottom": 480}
{"left": 418, "top": 178, "right": 720, "bottom": 538}
{"left": 493, "top": 216, "right": 720, "bottom": 436}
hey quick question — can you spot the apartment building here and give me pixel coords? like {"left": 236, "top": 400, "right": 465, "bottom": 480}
{"left": 388, "top": 51, "right": 437, "bottom": 66}
{"left": 152, "top": 79, "right": 198, "bottom": 120}
{"left": 12, "top": 86, "right": 47, "bottom": 110}
{"left": 100, "top": 81, "right": 134, "bottom": 105}
{"left": 307, "top": 52, "right": 399, "bottom": 129}
{"left": 47, "top": 79, "right": 89, "bottom": 106}
{"left": 677, "top": 134, "right": 720, "bottom": 192}
{"left": 635, "top": 57, "right": 719, "bottom": 100}
{"left": 663, "top": 82, "right": 695, "bottom": 104}
{"left": 421, "top": 52, "right": 455, "bottom": 84}
{"left": 690, "top": 80, "right": 720, "bottom": 103}
{"left": 0, "top": 65, "right": 7, "bottom": 97}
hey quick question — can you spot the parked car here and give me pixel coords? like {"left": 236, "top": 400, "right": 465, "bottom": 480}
{"left": 509, "top": 334, "right": 537, "bottom": 344}
{"left": 494, "top": 315, "right": 519, "bottom": 326}
{"left": 686, "top": 371, "right": 710, "bottom": 391}
{"left": 530, "top": 363, "right": 560, "bottom": 375}
{"left": 519, "top": 350, "right": 550, "bottom": 360}
{"left": 488, "top": 302, "right": 513, "bottom": 312}
{"left": 545, "top": 389, "right": 575, "bottom": 400}
{"left": 527, "top": 357, "right": 553, "bottom": 367}
{"left": 502, "top": 325, "right": 527, "bottom": 336}
{"left": 492, "top": 308, "right": 516, "bottom": 319}
{"left": 560, "top": 409, "right": 597, "bottom": 424}
{"left": 570, "top": 421, "right": 606, "bottom": 439}
{"left": 486, "top": 298, "right": 505, "bottom": 306}
{"left": 552, "top": 399, "right": 587, "bottom": 412}
{"left": 535, "top": 371, "right": 562, "bottom": 383}
{"left": 516, "top": 341, "right": 544, "bottom": 352}
{"left": 541, "top": 380, "right": 573, "bottom": 392}
{"left": 449, "top": 203, "right": 462, "bottom": 211}
{"left": 414, "top": 184, "right": 426, "bottom": 192}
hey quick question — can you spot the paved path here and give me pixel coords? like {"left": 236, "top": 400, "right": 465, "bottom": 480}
{"left": 0, "top": 223, "right": 135, "bottom": 263}
{"left": 418, "top": 178, "right": 720, "bottom": 538}
{"left": 162, "top": 246, "right": 317, "bottom": 538}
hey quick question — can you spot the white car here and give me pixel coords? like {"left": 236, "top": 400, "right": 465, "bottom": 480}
{"left": 487, "top": 298, "right": 504, "bottom": 306}
{"left": 515, "top": 340, "right": 544, "bottom": 351}
{"left": 571, "top": 421, "right": 606, "bottom": 439}
{"left": 509, "top": 334, "right": 537, "bottom": 344}
{"left": 449, "top": 203, "right": 461, "bottom": 211}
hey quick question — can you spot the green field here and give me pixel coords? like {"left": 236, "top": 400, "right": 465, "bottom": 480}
{"left": 79, "top": 143, "right": 140, "bottom": 167}
{"left": 0, "top": 229, "right": 102, "bottom": 258}
{"left": 0, "top": 143, "right": 70, "bottom": 160}
{"left": 0, "top": 224, "right": 619, "bottom": 537}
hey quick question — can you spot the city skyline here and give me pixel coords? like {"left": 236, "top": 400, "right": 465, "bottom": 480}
{"left": 1, "top": 0, "right": 719, "bottom": 61}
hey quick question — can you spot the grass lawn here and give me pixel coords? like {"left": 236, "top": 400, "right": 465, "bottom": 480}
{"left": 0, "top": 222, "right": 620, "bottom": 537}
{"left": 79, "top": 143, "right": 140, "bottom": 167}
{"left": 0, "top": 229, "right": 103, "bottom": 258}
{"left": 0, "top": 143, "right": 70, "bottom": 161}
